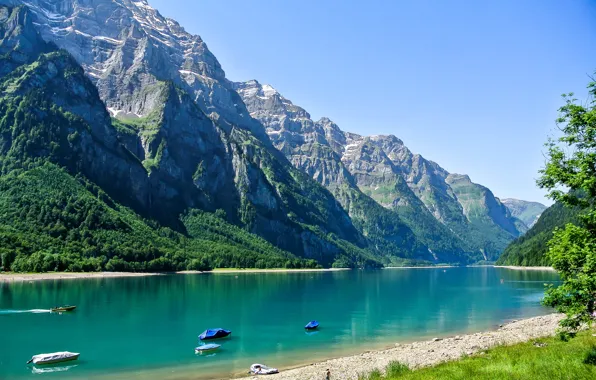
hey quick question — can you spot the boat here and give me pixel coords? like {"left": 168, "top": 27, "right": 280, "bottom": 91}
{"left": 27, "top": 352, "right": 80, "bottom": 365}
{"left": 304, "top": 320, "right": 319, "bottom": 330}
{"left": 50, "top": 306, "right": 77, "bottom": 313}
{"left": 198, "top": 328, "right": 231, "bottom": 340}
{"left": 250, "top": 363, "right": 279, "bottom": 375}
{"left": 194, "top": 343, "right": 220, "bottom": 354}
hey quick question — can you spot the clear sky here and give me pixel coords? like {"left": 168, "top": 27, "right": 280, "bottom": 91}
{"left": 148, "top": 0, "right": 596, "bottom": 205}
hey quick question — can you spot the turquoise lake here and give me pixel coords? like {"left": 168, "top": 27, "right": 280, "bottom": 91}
{"left": 0, "top": 267, "right": 559, "bottom": 379}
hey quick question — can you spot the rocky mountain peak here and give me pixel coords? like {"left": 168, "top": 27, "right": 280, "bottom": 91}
{"left": 8, "top": 0, "right": 269, "bottom": 139}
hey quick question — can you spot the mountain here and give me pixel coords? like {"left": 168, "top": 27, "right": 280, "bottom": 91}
{"left": 0, "top": 5, "right": 323, "bottom": 272}
{"left": 235, "top": 80, "right": 527, "bottom": 261}
{"left": 0, "top": 2, "right": 395, "bottom": 269}
{"left": 0, "top": 0, "right": 535, "bottom": 269}
{"left": 501, "top": 198, "right": 547, "bottom": 229}
{"left": 496, "top": 202, "right": 582, "bottom": 266}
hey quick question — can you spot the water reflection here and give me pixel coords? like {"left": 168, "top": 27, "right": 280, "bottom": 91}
{"left": 31, "top": 364, "right": 78, "bottom": 374}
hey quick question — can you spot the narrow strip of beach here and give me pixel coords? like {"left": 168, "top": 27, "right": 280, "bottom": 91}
{"left": 0, "top": 268, "right": 349, "bottom": 282}
{"left": 247, "top": 313, "right": 563, "bottom": 380}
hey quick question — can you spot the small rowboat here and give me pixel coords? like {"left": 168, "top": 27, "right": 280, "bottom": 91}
{"left": 51, "top": 306, "right": 77, "bottom": 313}
{"left": 305, "top": 320, "right": 319, "bottom": 330}
{"left": 194, "top": 343, "right": 220, "bottom": 354}
{"left": 199, "top": 328, "right": 231, "bottom": 340}
{"left": 27, "top": 352, "right": 80, "bottom": 365}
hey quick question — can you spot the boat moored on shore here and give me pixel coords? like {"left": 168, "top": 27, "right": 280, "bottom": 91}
{"left": 250, "top": 363, "right": 279, "bottom": 375}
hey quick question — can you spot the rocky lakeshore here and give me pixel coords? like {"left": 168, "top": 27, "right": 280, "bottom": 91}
{"left": 249, "top": 314, "right": 563, "bottom": 380}
{"left": 0, "top": 268, "right": 349, "bottom": 283}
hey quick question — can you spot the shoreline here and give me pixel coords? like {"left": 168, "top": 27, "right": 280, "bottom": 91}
{"left": 246, "top": 313, "right": 564, "bottom": 380}
{"left": 85, "top": 312, "right": 564, "bottom": 380}
{"left": 494, "top": 265, "right": 556, "bottom": 271}
{"left": 0, "top": 268, "right": 349, "bottom": 282}
{"left": 384, "top": 266, "right": 456, "bottom": 269}
{"left": 0, "top": 266, "right": 557, "bottom": 282}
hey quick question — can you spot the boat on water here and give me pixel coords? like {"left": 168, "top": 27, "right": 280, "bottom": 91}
{"left": 304, "top": 320, "right": 319, "bottom": 330}
{"left": 50, "top": 306, "right": 77, "bottom": 313}
{"left": 27, "top": 352, "right": 80, "bottom": 365}
{"left": 199, "top": 328, "right": 231, "bottom": 340}
{"left": 194, "top": 343, "right": 221, "bottom": 354}
{"left": 250, "top": 363, "right": 279, "bottom": 375}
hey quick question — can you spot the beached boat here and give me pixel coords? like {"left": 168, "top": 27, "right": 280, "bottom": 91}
{"left": 304, "top": 320, "right": 319, "bottom": 330}
{"left": 50, "top": 306, "right": 77, "bottom": 312}
{"left": 27, "top": 352, "right": 80, "bottom": 365}
{"left": 194, "top": 343, "right": 221, "bottom": 354}
{"left": 250, "top": 363, "right": 279, "bottom": 375}
{"left": 199, "top": 328, "right": 231, "bottom": 340}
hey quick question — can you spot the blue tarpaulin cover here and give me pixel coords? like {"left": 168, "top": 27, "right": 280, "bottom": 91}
{"left": 199, "top": 328, "right": 231, "bottom": 340}
{"left": 305, "top": 320, "right": 319, "bottom": 329}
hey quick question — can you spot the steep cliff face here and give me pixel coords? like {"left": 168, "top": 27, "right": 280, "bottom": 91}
{"left": 0, "top": 6, "right": 158, "bottom": 217}
{"left": 236, "top": 80, "right": 526, "bottom": 260}
{"left": 14, "top": 0, "right": 266, "bottom": 138}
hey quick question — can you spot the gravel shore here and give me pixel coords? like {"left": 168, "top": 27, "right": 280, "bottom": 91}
{"left": 249, "top": 313, "right": 563, "bottom": 380}
{"left": 0, "top": 271, "right": 163, "bottom": 282}
{"left": 0, "top": 268, "right": 349, "bottom": 282}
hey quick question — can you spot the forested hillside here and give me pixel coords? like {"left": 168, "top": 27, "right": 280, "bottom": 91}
{"left": 495, "top": 202, "right": 582, "bottom": 266}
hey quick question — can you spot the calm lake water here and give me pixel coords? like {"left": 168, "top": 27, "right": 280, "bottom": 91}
{"left": 0, "top": 267, "right": 559, "bottom": 379}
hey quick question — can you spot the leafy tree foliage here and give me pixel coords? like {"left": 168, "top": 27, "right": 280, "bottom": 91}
{"left": 538, "top": 78, "right": 596, "bottom": 334}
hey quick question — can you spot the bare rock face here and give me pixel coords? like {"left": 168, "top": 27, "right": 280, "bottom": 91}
{"left": 235, "top": 80, "right": 527, "bottom": 260}
{"left": 16, "top": 0, "right": 266, "bottom": 139}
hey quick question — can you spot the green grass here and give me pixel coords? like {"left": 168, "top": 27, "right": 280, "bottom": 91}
{"left": 360, "top": 330, "right": 596, "bottom": 380}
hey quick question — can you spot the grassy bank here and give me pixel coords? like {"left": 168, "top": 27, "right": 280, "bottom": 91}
{"left": 360, "top": 330, "right": 596, "bottom": 380}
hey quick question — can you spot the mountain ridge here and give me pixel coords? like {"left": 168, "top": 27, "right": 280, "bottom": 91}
{"left": 0, "top": 0, "right": 540, "bottom": 269}
{"left": 235, "top": 79, "right": 527, "bottom": 260}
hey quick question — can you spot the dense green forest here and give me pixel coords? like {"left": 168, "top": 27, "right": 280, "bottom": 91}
{"left": 496, "top": 202, "right": 582, "bottom": 266}
{"left": 0, "top": 163, "right": 318, "bottom": 272}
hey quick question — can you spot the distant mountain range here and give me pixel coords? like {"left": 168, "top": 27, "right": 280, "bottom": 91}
{"left": 235, "top": 80, "right": 543, "bottom": 261}
{"left": 500, "top": 199, "right": 547, "bottom": 229}
{"left": 0, "top": 0, "right": 545, "bottom": 271}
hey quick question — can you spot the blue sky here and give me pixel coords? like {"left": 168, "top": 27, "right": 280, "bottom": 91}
{"left": 148, "top": 0, "right": 596, "bottom": 205}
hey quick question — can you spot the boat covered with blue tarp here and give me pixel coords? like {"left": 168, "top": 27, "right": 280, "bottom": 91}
{"left": 304, "top": 320, "right": 319, "bottom": 330}
{"left": 199, "top": 328, "right": 231, "bottom": 340}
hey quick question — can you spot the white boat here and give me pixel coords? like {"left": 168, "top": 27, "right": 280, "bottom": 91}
{"left": 194, "top": 343, "right": 221, "bottom": 353}
{"left": 27, "top": 351, "right": 80, "bottom": 365}
{"left": 250, "top": 363, "right": 279, "bottom": 375}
